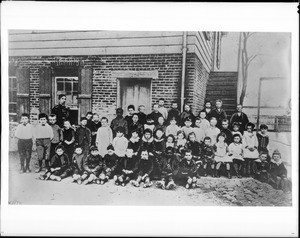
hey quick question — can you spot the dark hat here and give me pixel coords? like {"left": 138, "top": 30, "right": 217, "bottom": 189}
{"left": 90, "top": 146, "right": 98, "bottom": 152}
{"left": 246, "top": 122, "right": 255, "bottom": 129}
{"left": 116, "top": 108, "right": 123, "bottom": 113}
{"left": 272, "top": 149, "right": 281, "bottom": 157}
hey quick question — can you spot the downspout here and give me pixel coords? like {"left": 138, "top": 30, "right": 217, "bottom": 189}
{"left": 180, "top": 31, "right": 187, "bottom": 112}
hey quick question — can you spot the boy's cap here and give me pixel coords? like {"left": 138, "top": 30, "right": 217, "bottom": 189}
{"left": 107, "top": 144, "right": 114, "bottom": 151}
{"left": 116, "top": 108, "right": 123, "bottom": 113}
{"left": 90, "top": 146, "right": 98, "bottom": 151}
{"left": 272, "top": 149, "right": 281, "bottom": 157}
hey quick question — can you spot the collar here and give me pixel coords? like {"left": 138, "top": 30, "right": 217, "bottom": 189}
{"left": 271, "top": 159, "right": 283, "bottom": 165}
{"left": 130, "top": 137, "right": 140, "bottom": 143}
{"left": 142, "top": 136, "right": 153, "bottom": 143}
{"left": 154, "top": 138, "right": 164, "bottom": 142}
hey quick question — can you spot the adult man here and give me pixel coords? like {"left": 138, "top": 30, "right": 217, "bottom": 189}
{"left": 230, "top": 104, "right": 249, "bottom": 134}
{"left": 210, "top": 99, "right": 227, "bottom": 130}
{"left": 51, "top": 94, "right": 70, "bottom": 128}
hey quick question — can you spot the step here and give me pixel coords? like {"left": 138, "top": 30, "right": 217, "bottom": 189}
{"left": 210, "top": 72, "right": 238, "bottom": 77}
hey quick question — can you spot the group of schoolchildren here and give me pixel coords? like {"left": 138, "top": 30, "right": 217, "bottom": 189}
{"left": 14, "top": 98, "right": 290, "bottom": 191}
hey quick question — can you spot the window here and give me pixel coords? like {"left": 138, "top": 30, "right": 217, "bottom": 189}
{"left": 9, "top": 76, "right": 17, "bottom": 122}
{"left": 55, "top": 77, "right": 79, "bottom": 109}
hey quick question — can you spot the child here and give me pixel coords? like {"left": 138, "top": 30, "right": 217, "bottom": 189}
{"left": 242, "top": 122, "right": 259, "bottom": 177}
{"left": 257, "top": 124, "right": 270, "bottom": 156}
{"left": 131, "top": 150, "right": 154, "bottom": 188}
{"left": 175, "top": 130, "right": 187, "bottom": 157}
{"left": 231, "top": 122, "right": 243, "bottom": 140}
{"left": 156, "top": 147, "right": 179, "bottom": 190}
{"left": 180, "top": 104, "right": 195, "bottom": 127}
{"left": 166, "top": 117, "right": 180, "bottom": 139}
{"left": 128, "top": 129, "right": 141, "bottom": 155}
{"left": 205, "top": 117, "right": 221, "bottom": 146}
{"left": 128, "top": 113, "right": 143, "bottom": 139}
{"left": 214, "top": 132, "right": 231, "bottom": 179}
{"left": 100, "top": 144, "right": 119, "bottom": 184}
{"left": 152, "top": 128, "right": 166, "bottom": 180}
{"left": 167, "top": 101, "right": 181, "bottom": 125}
{"left": 111, "top": 108, "right": 128, "bottom": 138}
{"left": 193, "top": 117, "right": 206, "bottom": 144}
{"left": 34, "top": 113, "right": 54, "bottom": 173}
{"left": 211, "top": 99, "right": 227, "bottom": 130}
{"left": 39, "top": 145, "right": 69, "bottom": 181}
{"left": 69, "top": 145, "right": 85, "bottom": 184}
{"left": 124, "top": 104, "right": 135, "bottom": 126}
{"left": 91, "top": 113, "right": 102, "bottom": 146}
{"left": 144, "top": 115, "right": 155, "bottom": 132}
{"left": 115, "top": 148, "right": 137, "bottom": 186}
{"left": 198, "top": 111, "right": 210, "bottom": 131}
{"left": 185, "top": 132, "right": 202, "bottom": 169}
{"left": 96, "top": 117, "right": 113, "bottom": 157}
{"left": 81, "top": 146, "right": 103, "bottom": 185}
{"left": 201, "top": 100, "right": 213, "bottom": 121}
{"left": 75, "top": 117, "right": 91, "bottom": 157}
{"left": 148, "top": 103, "right": 163, "bottom": 126}
{"left": 201, "top": 137, "right": 215, "bottom": 177}
{"left": 62, "top": 120, "right": 75, "bottom": 162}
{"left": 48, "top": 114, "right": 63, "bottom": 160}
{"left": 165, "top": 134, "right": 176, "bottom": 149}
{"left": 139, "top": 128, "right": 155, "bottom": 155}
{"left": 112, "top": 126, "right": 128, "bottom": 158}
{"left": 253, "top": 151, "right": 270, "bottom": 183}
{"left": 228, "top": 134, "right": 244, "bottom": 178}
{"left": 177, "top": 149, "right": 197, "bottom": 189}
{"left": 154, "top": 116, "right": 166, "bottom": 135}
{"left": 137, "top": 105, "right": 147, "bottom": 125}
{"left": 221, "top": 119, "right": 233, "bottom": 145}
{"left": 158, "top": 98, "right": 168, "bottom": 120}
{"left": 181, "top": 117, "right": 194, "bottom": 139}
{"left": 268, "top": 149, "right": 290, "bottom": 191}
{"left": 15, "top": 113, "right": 34, "bottom": 173}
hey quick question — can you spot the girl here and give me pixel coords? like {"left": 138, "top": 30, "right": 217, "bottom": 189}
{"left": 62, "top": 120, "right": 75, "bottom": 163}
{"left": 175, "top": 130, "right": 187, "bottom": 157}
{"left": 228, "top": 134, "right": 244, "bottom": 178}
{"left": 180, "top": 104, "right": 195, "bottom": 127}
{"left": 128, "top": 129, "right": 141, "bottom": 155}
{"left": 154, "top": 116, "right": 166, "bottom": 135}
{"left": 165, "top": 134, "right": 176, "bottom": 149}
{"left": 242, "top": 122, "right": 259, "bottom": 177}
{"left": 214, "top": 132, "right": 231, "bottom": 178}
{"left": 205, "top": 117, "right": 221, "bottom": 146}
{"left": 112, "top": 126, "right": 128, "bottom": 158}
{"left": 96, "top": 117, "right": 113, "bottom": 157}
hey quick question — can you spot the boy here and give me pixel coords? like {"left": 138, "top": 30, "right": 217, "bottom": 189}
{"left": 15, "top": 113, "right": 34, "bottom": 173}
{"left": 75, "top": 117, "right": 91, "bottom": 156}
{"left": 158, "top": 98, "right": 168, "bottom": 120}
{"left": 137, "top": 105, "right": 147, "bottom": 125}
{"left": 115, "top": 148, "right": 137, "bottom": 186}
{"left": 128, "top": 129, "right": 141, "bottom": 155}
{"left": 69, "top": 145, "right": 85, "bottom": 184}
{"left": 221, "top": 119, "right": 233, "bottom": 145}
{"left": 210, "top": 99, "right": 227, "bottom": 130}
{"left": 181, "top": 117, "right": 194, "bottom": 139}
{"left": 39, "top": 145, "right": 69, "bottom": 181}
{"left": 131, "top": 149, "right": 154, "bottom": 188}
{"left": 144, "top": 115, "right": 155, "bottom": 132}
{"left": 34, "top": 113, "right": 54, "bottom": 173}
{"left": 232, "top": 122, "right": 243, "bottom": 139}
{"left": 112, "top": 126, "right": 128, "bottom": 158}
{"left": 128, "top": 113, "right": 144, "bottom": 138}
{"left": 253, "top": 151, "right": 270, "bottom": 183}
{"left": 229, "top": 104, "right": 249, "bottom": 134}
{"left": 257, "top": 124, "right": 269, "bottom": 155}
{"left": 193, "top": 117, "right": 206, "bottom": 144}
{"left": 82, "top": 146, "right": 103, "bottom": 185}
{"left": 124, "top": 104, "right": 136, "bottom": 126}
{"left": 91, "top": 113, "right": 102, "bottom": 146}
{"left": 100, "top": 144, "right": 119, "bottom": 184}
{"left": 228, "top": 134, "right": 244, "bottom": 178}
{"left": 177, "top": 149, "right": 198, "bottom": 189}
{"left": 96, "top": 117, "right": 113, "bottom": 157}
{"left": 85, "top": 111, "right": 94, "bottom": 134}
{"left": 167, "top": 101, "right": 181, "bottom": 125}
{"left": 186, "top": 132, "right": 202, "bottom": 176}
{"left": 62, "top": 120, "right": 75, "bottom": 161}
{"left": 111, "top": 108, "right": 128, "bottom": 137}
{"left": 166, "top": 117, "right": 180, "bottom": 139}
{"left": 148, "top": 104, "right": 163, "bottom": 126}
{"left": 152, "top": 128, "right": 166, "bottom": 180}
{"left": 139, "top": 128, "right": 155, "bottom": 155}
{"left": 48, "top": 114, "right": 63, "bottom": 160}
{"left": 205, "top": 117, "right": 221, "bottom": 146}
{"left": 156, "top": 147, "right": 179, "bottom": 190}
{"left": 201, "top": 137, "right": 215, "bottom": 177}
{"left": 154, "top": 116, "right": 166, "bottom": 135}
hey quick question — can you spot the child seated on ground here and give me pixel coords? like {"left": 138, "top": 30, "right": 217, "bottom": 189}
{"left": 243, "top": 122, "right": 259, "bottom": 178}
{"left": 139, "top": 129, "right": 155, "bottom": 155}
{"left": 156, "top": 147, "right": 179, "bottom": 190}
{"left": 214, "top": 132, "right": 231, "bottom": 179}
{"left": 205, "top": 117, "right": 221, "bottom": 146}
{"left": 177, "top": 149, "right": 197, "bottom": 189}
{"left": 257, "top": 124, "right": 270, "bottom": 160}
{"left": 166, "top": 117, "right": 181, "bottom": 139}
{"left": 131, "top": 150, "right": 154, "bottom": 188}
{"left": 175, "top": 130, "right": 187, "bottom": 158}
{"left": 128, "top": 129, "right": 141, "bottom": 155}
{"left": 165, "top": 134, "right": 176, "bottom": 149}
{"left": 39, "top": 145, "right": 69, "bottom": 182}
{"left": 69, "top": 145, "right": 85, "bottom": 184}
{"left": 81, "top": 146, "right": 103, "bottom": 185}
{"left": 228, "top": 134, "right": 244, "bottom": 178}
{"left": 253, "top": 150, "right": 270, "bottom": 183}
{"left": 201, "top": 137, "right": 215, "bottom": 177}
{"left": 100, "top": 144, "right": 119, "bottom": 185}
{"left": 112, "top": 126, "right": 128, "bottom": 158}
{"left": 268, "top": 149, "right": 291, "bottom": 191}
{"left": 115, "top": 148, "right": 137, "bottom": 186}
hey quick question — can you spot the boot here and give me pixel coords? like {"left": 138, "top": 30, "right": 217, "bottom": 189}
{"left": 25, "top": 157, "right": 31, "bottom": 172}
{"left": 227, "top": 170, "right": 232, "bottom": 179}
{"left": 35, "top": 160, "right": 43, "bottom": 173}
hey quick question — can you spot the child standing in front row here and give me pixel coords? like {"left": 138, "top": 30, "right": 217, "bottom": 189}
{"left": 14, "top": 113, "right": 34, "bottom": 173}
{"left": 205, "top": 117, "right": 220, "bottom": 146}
{"left": 112, "top": 126, "right": 128, "bottom": 158}
{"left": 100, "top": 144, "right": 119, "bottom": 184}
{"left": 75, "top": 117, "right": 91, "bottom": 157}
{"left": 201, "top": 137, "right": 215, "bottom": 177}
{"left": 96, "top": 117, "right": 113, "bottom": 157}
{"left": 214, "top": 132, "right": 231, "bottom": 179}
{"left": 228, "top": 133, "right": 244, "bottom": 178}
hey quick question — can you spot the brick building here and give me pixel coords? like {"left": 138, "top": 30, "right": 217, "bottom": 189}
{"left": 8, "top": 30, "right": 224, "bottom": 124}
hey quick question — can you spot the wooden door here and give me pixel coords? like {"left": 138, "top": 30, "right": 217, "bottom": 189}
{"left": 120, "top": 79, "right": 151, "bottom": 114}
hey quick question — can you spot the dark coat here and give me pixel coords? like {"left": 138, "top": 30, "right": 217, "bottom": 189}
{"left": 111, "top": 116, "right": 128, "bottom": 137}
{"left": 185, "top": 141, "right": 201, "bottom": 158}
{"left": 116, "top": 155, "right": 137, "bottom": 175}
{"left": 128, "top": 122, "right": 144, "bottom": 138}
{"left": 50, "top": 153, "right": 69, "bottom": 170}
{"left": 139, "top": 137, "right": 155, "bottom": 154}
{"left": 221, "top": 128, "right": 233, "bottom": 145}
{"left": 211, "top": 108, "right": 227, "bottom": 130}
{"left": 160, "top": 156, "right": 179, "bottom": 177}
{"left": 167, "top": 108, "right": 181, "bottom": 125}
{"left": 135, "top": 157, "right": 154, "bottom": 176}
{"left": 230, "top": 112, "right": 249, "bottom": 133}
{"left": 200, "top": 108, "right": 213, "bottom": 121}
{"left": 83, "top": 154, "right": 103, "bottom": 173}
{"left": 51, "top": 104, "right": 70, "bottom": 128}
{"left": 148, "top": 111, "right": 163, "bottom": 126}
{"left": 257, "top": 133, "right": 269, "bottom": 152}
{"left": 103, "top": 153, "right": 119, "bottom": 173}
{"left": 71, "top": 153, "right": 85, "bottom": 172}
{"left": 137, "top": 112, "right": 147, "bottom": 125}
{"left": 269, "top": 160, "right": 287, "bottom": 178}
{"left": 201, "top": 144, "right": 215, "bottom": 162}
{"left": 178, "top": 159, "right": 197, "bottom": 177}
{"left": 128, "top": 138, "right": 141, "bottom": 153}
{"left": 75, "top": 126, "right": 91, "bottom": 147}
{"left": 180, "top": 111, "right": 195, "bottom": 127}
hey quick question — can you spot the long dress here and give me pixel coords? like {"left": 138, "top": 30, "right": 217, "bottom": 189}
{"left": 242, "top": 131, "right": 259, "bottom": 159}
{"left": 96, "top": 126, "right": 113, "bottom": 157}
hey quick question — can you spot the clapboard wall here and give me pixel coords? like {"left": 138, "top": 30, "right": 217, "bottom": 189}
{"left": 9, "top": 30, "right": 214, "bottom": 73}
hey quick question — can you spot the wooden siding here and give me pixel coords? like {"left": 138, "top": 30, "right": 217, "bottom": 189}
{"left": 9, "top": 30, "right": 214, "bottom": 72}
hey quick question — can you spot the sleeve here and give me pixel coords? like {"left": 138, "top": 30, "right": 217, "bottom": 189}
{"left": 14, "top": 125, "right": 21, "bottom": 139}
{"left": 172, "top": 159, "right": 179, "bottom": 176}
{"left": 112, "top": 138, "right": 116, "bottom": 149}
{"left": 50, "top": 155, "right": 57, "bottom": 168}
{"left": 253, "top": 134, "right": 258, "bottom": 148}
{"left": 59, "top": 127, "right": 63, "bottom": 142}
{"left": 83, "top": 156, "right": 92, "bottom": 172}
{"left": 87, "top": 128, "right": 92, "bottom": 147}
{"left": 94, "top": 156, "right": 102, "bottom": 172}
{"left": 229, "top": 114, "right": 235, "bottom": 128}
{"left": 48, "top": 125, "right": 54, "bottom": 140}
{"left": 146, "top": 158, "right": 154, "bottom": 175}
{"left": 109, "top": 128, "right": 113, "bottom": 144}
{"left": 96, "top": 128, "right": 100, "bottom": 144}
{"left": 70, "top": 129, "right": 75, "bottom": 144}
{"left": 111, "top": 156, "right": 118, "bottom": 172}
{"left": 75, "top": 129, "right": 79, "bottom": 145}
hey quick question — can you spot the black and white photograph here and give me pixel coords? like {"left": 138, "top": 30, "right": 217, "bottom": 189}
{"left": 1, "top": 2, "right": 298, "bottom": 237}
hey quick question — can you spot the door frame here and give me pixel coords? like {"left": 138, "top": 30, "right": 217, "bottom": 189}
{"left": 112, "top": 70, "right": 158, "bottom": 114}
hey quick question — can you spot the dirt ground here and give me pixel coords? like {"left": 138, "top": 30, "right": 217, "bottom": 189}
{"left": 8, "top": 151, "right": 292, "bottom": 206}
